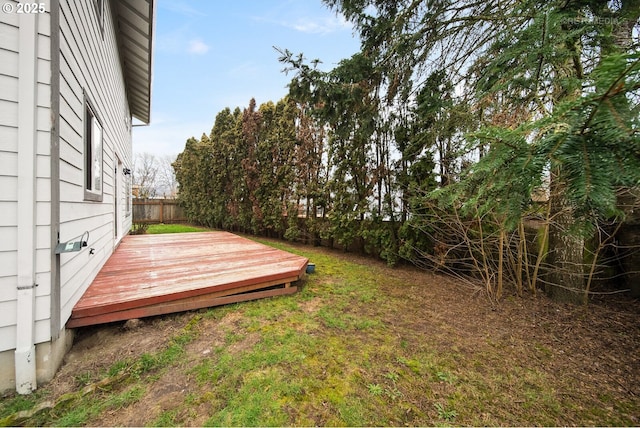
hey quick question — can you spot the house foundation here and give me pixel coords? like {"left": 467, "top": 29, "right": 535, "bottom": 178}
{"left": 0, "top": 329, "right": 74, "bottom": 395}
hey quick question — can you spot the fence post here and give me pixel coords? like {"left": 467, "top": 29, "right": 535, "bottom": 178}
{"left": 159, "top": 199, "right": 164, "bottom": 223}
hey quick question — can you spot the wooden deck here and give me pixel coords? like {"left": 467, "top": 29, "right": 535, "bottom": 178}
{"left": 67, "top": 232, "right": 308, "bottom": 328}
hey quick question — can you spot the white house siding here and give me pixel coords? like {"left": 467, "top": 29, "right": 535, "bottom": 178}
{"left": 0, "top": 0, "right": 147, "bottom": 394}
{"left": 0, "top": 2, "right": 52, "bottom": 354}
{"left": 57, "top": 0, "right": 133, "bottom": 325}
{"left": 0, "top": 11, "right": 20, "bottom": 355}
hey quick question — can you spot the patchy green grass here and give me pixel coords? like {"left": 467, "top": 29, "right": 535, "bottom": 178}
{"left": 145, "top": 223, "right": 211, "bottom": 234}
{"left": 52, "top": 386, "right": 146, "bottom": 427}
{"left": 1, "top": 237, "right": 638, "bottom": 426}
{"left": 0, "top": 393, "right": 45, "bottom": 423}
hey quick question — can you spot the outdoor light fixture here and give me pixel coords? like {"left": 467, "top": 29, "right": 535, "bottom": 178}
{"left": 123, "top": 167, "right": 132, "bottom": 175}
{"left": 55, "top": 231, "right": 89, "bottom": 254}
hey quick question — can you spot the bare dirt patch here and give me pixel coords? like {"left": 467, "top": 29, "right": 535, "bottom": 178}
{"left": 373, "top": 260, "right": 640, "bottom": 425}
{"left": 47, "top": 311, "right": 194, "bottom": 399}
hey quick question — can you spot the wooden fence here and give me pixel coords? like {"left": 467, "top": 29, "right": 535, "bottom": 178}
{"left": 132, "top": 199, "right": 186, "bottom": 224}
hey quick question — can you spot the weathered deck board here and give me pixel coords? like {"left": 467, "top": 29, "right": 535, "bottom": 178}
{"left": 67, "top": 232, "right": 308, "bottom": 328}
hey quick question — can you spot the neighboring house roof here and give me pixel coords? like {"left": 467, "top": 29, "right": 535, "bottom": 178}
{"left": 114, "top": 0, "right": 154, "bottom": 124}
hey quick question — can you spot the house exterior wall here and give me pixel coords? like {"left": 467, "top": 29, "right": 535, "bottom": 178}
{"left": 0, "top": 0, "right": 135, "bottom": 393}
{"left": 0, "top": 1, "right": 53, "bottom": 354}
{"left": 57, "top": 0, "right": 132, "bottom": 329}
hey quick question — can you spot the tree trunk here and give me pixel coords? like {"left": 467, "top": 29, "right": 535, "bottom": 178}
{"left": 616, "top": 188, "right": 640, "bottom": 297}
{"left": 546, "top": 170, "right": 586, "bottom": 304}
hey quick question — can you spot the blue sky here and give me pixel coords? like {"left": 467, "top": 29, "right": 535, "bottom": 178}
{"left": 133, "top": 0, "right": 361, "bottom": 157}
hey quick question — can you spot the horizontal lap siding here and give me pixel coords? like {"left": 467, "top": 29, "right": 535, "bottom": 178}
{"left": 58, "top": 0, "right": 132, "bottom": 324}
{"left": 0, "top": 3, "right": 52, "bottom": 352}
{"left": 34, "top": 9, "right": 53, "bottom": 346}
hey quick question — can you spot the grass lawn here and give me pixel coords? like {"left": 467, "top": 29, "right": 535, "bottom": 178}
{"left": 144, "top": 223, "right": 211, "bottom": 234}
{"left": 1, "top": 233, "right": 638, "bottom": 426}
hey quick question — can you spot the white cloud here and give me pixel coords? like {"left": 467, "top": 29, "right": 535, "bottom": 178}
{"left": 253, "top": 10, "right": 352, "bottom": 35}
{"left": 290, "top": 14, "right": 351, "bottom": 34}
{"left": 188, "top": 39, "right": 210, "bottom": 55}
{"left": 156, "top": 29, "right": 211, "bottom": 56}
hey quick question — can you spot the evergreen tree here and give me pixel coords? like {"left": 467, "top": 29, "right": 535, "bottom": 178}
{"left": 288, "top": 100, "right": 328, "bottom": 243}
{"left": 322, "top": 0, "right": 640, "bottom": 302}
{"left": 280, "top": 51, "right": 381, "bottom": 249}
{"left": 208, "top": 107, "right": 242, "bottom": 229}
{"left": 256, "top": 98, "right": 297, "bottom": 237}
{"left": 174, "top": 135, "right": 214, "bottom": 226}
{"left": 239, "top": 98, "right": 262, "bottom": 233}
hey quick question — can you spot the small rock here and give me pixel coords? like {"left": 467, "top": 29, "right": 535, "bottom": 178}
{"left": 123, "top": 318, "right": 144, "bottom": 330}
